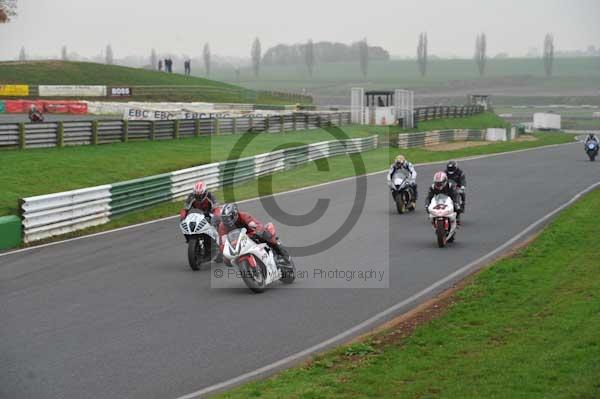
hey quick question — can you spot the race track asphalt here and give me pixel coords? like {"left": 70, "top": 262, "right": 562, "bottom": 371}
{"left": 1, "top": 141, "right": 598, "bottom": 399}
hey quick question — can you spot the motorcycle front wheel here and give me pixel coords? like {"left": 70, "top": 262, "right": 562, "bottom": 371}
{"left": 239, "top": 259, "right": 267, "bottom": 293}
{"left": 187, "top": 237, "right": 205, "bottom": 271}
{"left": 394, "top": 192, "right": 406, "bottom": 214}
{"left": 435, "top": 219, "right": 447, "bottom": 248}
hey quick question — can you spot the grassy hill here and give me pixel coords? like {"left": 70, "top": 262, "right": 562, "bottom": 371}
{"left": 0, "top": 61, "right": 309, "bottom": 104}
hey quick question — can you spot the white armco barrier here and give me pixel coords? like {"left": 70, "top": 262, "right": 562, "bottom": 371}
{"left": 21, "top": 186, "right": 112, "bottom": 243}
{"left": 39, "top": 85, "right": 107, "bottom": 97}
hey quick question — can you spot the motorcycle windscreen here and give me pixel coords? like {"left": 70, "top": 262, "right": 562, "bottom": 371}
{"left": 226, "top": 229, "right": 243, "bottom": 249}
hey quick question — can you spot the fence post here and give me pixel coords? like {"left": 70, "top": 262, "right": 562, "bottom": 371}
{"left": 174, "top": 120, "right": 180, "bottom": 139}
{"left": 194, "top": 119, "right": 200, "bottom": 137}
{"left": 18, "top": 123, "right": 26, "bottom": 150}
{"left": 249, "top": 116, "right": 254, "bottom": 132}
{"left": 92, "top": 120, "right": 99, "bottom": 145}
{"left": 215, "top": 118, "right": 221, "bottom": 135}
{"left": 57, "top": 121, "right": 64, "bottom": 148}
{"left": 122, "top": 120, "right": 129, "bottom": 143}
{"left": 306, "top": 113, "right": 310, "bottom": 129}
{"left": 150, "top": 121, "right": 155, "bottom": 140}
{"left": 232, "top": 117, "right": 237, "bottom": 134}
{"left": 280, "top": 115, "right": 285, "bottom": 133}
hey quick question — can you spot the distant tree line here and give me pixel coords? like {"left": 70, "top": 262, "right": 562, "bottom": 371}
{"left": 262, "top": 41, "right": 390, "bottom": 67}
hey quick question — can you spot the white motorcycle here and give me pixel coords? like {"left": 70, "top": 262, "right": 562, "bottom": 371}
{"left": 428, "top": 194, "right": 458, "bottom": 248}
{"left": 222, "top": 224, "right": 295, "bottom": 293}
{"left": 388, "top": 171, "right": 416, "bottom": 214}
{"left": 179, "top": 209, "right": 220, "bottom": 271}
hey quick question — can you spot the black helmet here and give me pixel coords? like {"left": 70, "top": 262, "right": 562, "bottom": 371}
{"left": 446, "top": 161, "right": 457, "bottom": 176}
{"left": 221, "top": 203, "right": 239, "bottom": 227}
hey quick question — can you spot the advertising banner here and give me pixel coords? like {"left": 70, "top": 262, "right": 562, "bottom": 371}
{"left": 124, "top": 107, "right": 235, "bottom": 121}
{"left": 0, "top": 85, "right": 29, "bottom": 96}
{"left": 39, "top": 85, "right": 107, "bottom": 97}
{"left": 0, "top": 101, "right": 5, "bottom": 113}
{"left": 108, "top": 87, "right": 133, "bottom": 97}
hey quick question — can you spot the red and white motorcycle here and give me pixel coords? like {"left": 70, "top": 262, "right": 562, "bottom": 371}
{"left": 428, "top": 194, "right": 458, "bottom": 248}
{"left": 222, "top": 224, "right": 295, "bottom": 293}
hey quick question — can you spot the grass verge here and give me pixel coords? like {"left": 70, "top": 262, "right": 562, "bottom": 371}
{"left": 217, "top": 186, "right": 600, "bottom": 399}
{"left": 24, "top": 131, "right": 575, "bottom": 246}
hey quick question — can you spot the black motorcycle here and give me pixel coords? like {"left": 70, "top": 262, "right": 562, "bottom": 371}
{"left": 389, "top": 172, "right": 416, "bottom": 214}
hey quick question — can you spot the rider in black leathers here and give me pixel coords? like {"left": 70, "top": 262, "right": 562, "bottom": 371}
{"left": 445, "top": 160, "right": 466, "bottom": 209}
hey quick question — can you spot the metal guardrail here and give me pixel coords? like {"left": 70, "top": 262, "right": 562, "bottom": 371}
{"left": 0, "top": 112, "right": 351, "bottom": 150}
{"left": 413, "top": 105, "right": 484, "bottom": 122}
{"left": 20, "top": 135, "right": 378, "bottom": 243}
{"left": 393, "top": 127, "right": 517, "bottom": 148}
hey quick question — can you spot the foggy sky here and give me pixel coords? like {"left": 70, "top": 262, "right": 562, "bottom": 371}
{"left": 1, "top": 0, "right": 599, "bottom": 61}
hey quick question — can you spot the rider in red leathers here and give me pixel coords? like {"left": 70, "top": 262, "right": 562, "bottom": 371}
{"left": 218, "top": 203, "right": 291, "bottom": 264}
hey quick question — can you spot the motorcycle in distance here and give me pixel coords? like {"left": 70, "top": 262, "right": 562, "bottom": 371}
{"left": 427, "top": 194, "right": 458, "bottom": 248}
{"left": 222, "top": 224, "right": 295, "bottom": 293}
{"left": 585, "top": 140, "right": 598, "bottom": 161}
{"left": 29, "top": 110, "right": 44, "bottom": 123}
{"left": 388, "top": 170, "right": 416, "bottom": 214}
{"left": 179, "top": 208, "right": 220, "bottom": 271}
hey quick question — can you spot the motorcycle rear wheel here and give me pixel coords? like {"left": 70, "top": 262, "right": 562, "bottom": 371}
{"left": 280, "top": 258, "right": 296, "bottom": 285}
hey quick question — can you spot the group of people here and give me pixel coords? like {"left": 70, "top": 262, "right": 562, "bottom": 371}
{"left": 180, "top": 182, "right": 291, "bottom": 265}
{"left": 157, "top": 58, "right": 192, "bottom": 75}
{"left": 387, "top": 155, "right": 466, "bottom": 224}
{"left": 158, "top": 58, "right": 174, "bottom": 73}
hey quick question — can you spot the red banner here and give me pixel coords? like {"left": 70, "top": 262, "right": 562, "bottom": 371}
{"left": 44, "top": 102, "right": 70, "bottom": 113}
{"left": 68, "top": 103, "right": 88, "bottom": 114}
{"left": 3, "top": 100, "right": 88, "bottom": 114}
{"left": 5, "top": 100, "right": 25, "bottom": 113}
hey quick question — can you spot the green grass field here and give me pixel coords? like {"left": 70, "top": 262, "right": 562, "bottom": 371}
{"left": 0, "top": 61, "right": 297, "bottom": 104}
{"left": 207, "top": 57, "right": 600, "bottom": 104}
{"left": 218, "top": 186, "right": 600, "bottom": 399}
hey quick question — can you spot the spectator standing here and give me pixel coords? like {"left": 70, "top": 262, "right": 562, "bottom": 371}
{"left": 158, "top": 59, "right": 163, "bottom": 72}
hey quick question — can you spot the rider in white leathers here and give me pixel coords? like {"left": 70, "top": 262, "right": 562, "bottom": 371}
{"left": 387, "top": 155, "right": 418, "bottom": 201}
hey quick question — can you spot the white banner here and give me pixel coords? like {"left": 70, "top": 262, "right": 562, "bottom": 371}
{"left": 39, "top": 85, "right": 107, "bottom": 97}
{"left": 124, "top": 107, "right": 238, "bottom": 121}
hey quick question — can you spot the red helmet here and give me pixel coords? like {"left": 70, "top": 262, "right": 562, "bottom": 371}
{"left": 192, "top": 181, "right": 207, "bottom": 201}
{"left": 433, "top": 171, "right": 448, "bottom": 191}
